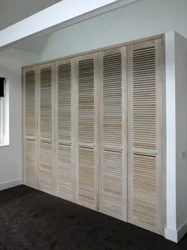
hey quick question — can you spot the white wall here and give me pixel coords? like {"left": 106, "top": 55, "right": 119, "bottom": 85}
{"left": 0, "top": 0, "right": 60, "bottom": 30}
{"left": 165, "top": 32, "right": 187, "bottom": 243}
{"left": 41, "top": 0, "right": 187, "bottom": 62}
{"left": 0, "top": 49, "right": 39, "bottom": 189}
{"left": 175, "top": 33, "right": 187, "bottom": 234}
{"left": 165, "top": 32, "right": 177, "bottom": 239}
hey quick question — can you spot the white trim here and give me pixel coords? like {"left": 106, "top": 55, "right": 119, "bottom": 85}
{"left": 165, "top": 222, "right": 187, "bottom": 243}
{"left": 165, "top": 227, "right": 178, "bottom": 243}
{"left": 0, "top": 178, "right": 23, "bottom": 191}
{"left": 0, "top": 0, "right": 139, "bottom": 48}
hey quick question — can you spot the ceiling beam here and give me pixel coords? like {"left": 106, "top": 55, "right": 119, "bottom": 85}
{"left": 0, "top": 0, "right": 138, "bottom": 48}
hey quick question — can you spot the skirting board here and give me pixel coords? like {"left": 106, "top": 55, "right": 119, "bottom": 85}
{"left": 0, "top": 178, "right": 23, "bottom": 191}
{"left": 165, "top": 222, "right": 187, "bottom": 243}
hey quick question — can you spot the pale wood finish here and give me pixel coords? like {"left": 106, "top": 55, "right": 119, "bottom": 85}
{"left": 23, "top": 68, "right": 37, "bottom": 188}
{"left": 38, "top": 64, "right": 55, "bottom": 195}
{"left": 76, "top": 53, "right": 98, "bottom": 210}
{"left": 56, "top": 60, "right": 74, "bottom": 201}
{"left": 127, "top": 39, "right": 163, "bottom": 234}
{"left": 23, "top": 36, "right": 165, "bottom": 236}
{"left": 99, "top": 48, "right": 128, "bottom": 221}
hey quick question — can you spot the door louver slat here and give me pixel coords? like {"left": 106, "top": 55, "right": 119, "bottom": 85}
{"left": 128, "top": 40, "right": 162, "bottom": 234}
{"left": 25, "top": 71, "right": 36, "bottom": 137}
{"left": 57, "top": 62, "right": 73, "bottom": 201}
{"left": 24, "top": 69, "right": 37, "bottom": 188}
{"left": 77, "top": 56, "right": 97, "bottom": 210}
{"left": 100, "top": 50, "right": 126, "bottom": 220}
{"left": 40, "top": 67, "right": 52, "bottom": 139}
{"left": 39, "top": 66, "right": 54, "bottom": 194}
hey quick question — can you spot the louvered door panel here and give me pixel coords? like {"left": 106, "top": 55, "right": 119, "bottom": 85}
{"left": 25, "top": 70, "right": 36, "bottom": 137}
{"left": 128, "top": 39, "right": 163, "bottom": 234}
{"left": 102, "top": 151, "right": 123, "bottom": 219}
{"left": 79, "top": 148, "right": 95, "bottom": 208}
{"left": 39, "top": 142, "right": 53, "bottom": 194}
{"left": 77, "top": 55, "right": 98, "bottom": 210}
{"left": 99, "top": 49, "right": 127, "bottom": 221}
{"left": 24, "top": 69, "right": 37, "bottom": 188}
{"left": 57, "top": 61, "right": 73, "bottom": 201}
{"left": 40, "top": 67, "right": 52, "bottom": 139}
{"left": 39, "top": 65, "right": 54, "bottom": 195}
{"left": 24, "top": 139, "right": 37, "bottom": 188}
{"left": 79, "top": 58, "right": 94, "bottom": 144}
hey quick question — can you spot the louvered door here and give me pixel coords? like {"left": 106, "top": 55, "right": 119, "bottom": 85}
{"left": 56, "top": 60, "right": 74, "bottom": 201}
{"left": 128, "top": 39, "right": 163, "bottom": 234}
{"left": 99, "top": 48, "right": 127, "bottom": 220}
{"left": 23, "top": 68, "right": 38, "bottom": 188}
{"left": 38, "top": 64, "right": 55, "bottom": 195}
{"left": 75, "top": 54, "right": 99, "bottom": 210}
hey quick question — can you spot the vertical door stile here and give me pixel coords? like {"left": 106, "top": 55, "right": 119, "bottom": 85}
{"left": 52, "top": 62, "right": 57, "bottom": 196}
{"left": 121, "top": 46, "right": 128, "bottom": 222}
{"left": 73, "top": 57, "right": 79, "bottom": 204}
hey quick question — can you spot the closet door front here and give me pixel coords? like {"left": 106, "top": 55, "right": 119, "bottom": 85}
{"left": 38, "top": 64, "right": 55, "bottom": 195}
{"left": 56, "top": 60, "right": 74, "bottom": 201}
{"left": 75, "top": 54, "right": 99, "bottom": 210}
{"left": 128, "top": 39, "right": 163, "bottom": 234}
{"left": 23, "top": 68, "right": 38, "bottom": 188}
{"left": 99, "top": 48, "right": 127, "bottom": 221}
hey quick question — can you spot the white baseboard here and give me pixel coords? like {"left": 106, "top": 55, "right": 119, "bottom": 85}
{"left": 0, "top": 178, "right": 23, "bottom": 191}
{"left": 165, "top": 222, "right": 187, "bottom": 243}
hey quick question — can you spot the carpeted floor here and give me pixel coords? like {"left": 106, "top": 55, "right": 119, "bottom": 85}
{"left": 0, "top": 186, "right": 187, "bottom": 250}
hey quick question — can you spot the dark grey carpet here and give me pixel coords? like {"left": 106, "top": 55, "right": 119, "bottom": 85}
{"left": 0, "top": 185, "right": 187, "bottom": 250}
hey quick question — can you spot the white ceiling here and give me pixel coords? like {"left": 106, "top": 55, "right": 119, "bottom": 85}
{"left": 0, "top": 0, "right": 61, "bottom": 30}
{"left": 0, "top": 0, "right": 61, "bottom": 54}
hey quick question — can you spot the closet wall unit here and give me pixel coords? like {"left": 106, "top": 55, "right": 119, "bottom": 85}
{"left": 23, "top": 35, "right": 165, "bottom": 236}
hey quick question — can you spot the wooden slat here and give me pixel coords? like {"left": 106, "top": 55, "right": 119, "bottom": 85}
{"left": 77, "top": 55, "right": 97, "bottom": 210}
{"left": 57, "top": 145, "right": 73, "bottom": 201}
{"left": 79, "top": 148, "right": 96, "bottom": 209}
{"left": 40, "top": 67, "right": 52, "bottom": 139}
{"left": 99, "top": 49, "right": 127, "bottom": 221}
{"left": 78, "top": 58, "right": 94, "bottom": 144}
{"left": 102, "top": 150, "right": 123, "bottom": 219}
{"left": 103, "top": 52, "right": 122, "bottom": 148}
{"left": 58, "top": 62, "right": 71, "bottom": 142}
{"left": 24, "top": 139, "right": 37, "bottom": 188}
{"left": 39, "top": 142, "right": 53, "bottom": 194}
{"left": 128, "top": 39, "right": 163, "bottom": 234}
{"left": 25, "top": 70, "right": 36, "bottom": 137}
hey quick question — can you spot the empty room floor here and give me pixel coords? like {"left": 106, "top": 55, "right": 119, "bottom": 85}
{"left": 0, "top": 186, "right": 187, "bottom": 250}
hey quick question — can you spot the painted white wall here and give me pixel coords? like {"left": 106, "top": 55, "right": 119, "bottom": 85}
{"left": 165, "top": 32, "right": 187, "bottom": 243}
{"left": 164, "top": 32, "right": 177, "bottom": 242}
{"left": 0, "top": 0, "right": 138, "bottom": 48}
{"left": 0, "top": 49, "right": 39, "bottom": 189}
{"left": 41, "top": 0, "right": 187, "bottom": 62}
{"left": 175, "top": 33, "right": 187, "bottom": 234}
{"left": 0, "top": 0, "right": 61, "bottom": 30}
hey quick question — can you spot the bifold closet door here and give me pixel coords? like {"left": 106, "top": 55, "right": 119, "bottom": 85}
{"left": 128, "top": 39, "right": 163, "bottom": 234}
{"left": 23, "top": 68, "right": 38, "bottom": 188}
{"left": 38, "top": 64, "right": 55, "bottom": 195}
{"left": 75, "top": 54, "right": 99, "bottom": 210}
{"left": 99, "top": 48, "right": 127, "bottom": 220}
{"left": 56, "top": 60, "right": 74, "bottom": 201}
